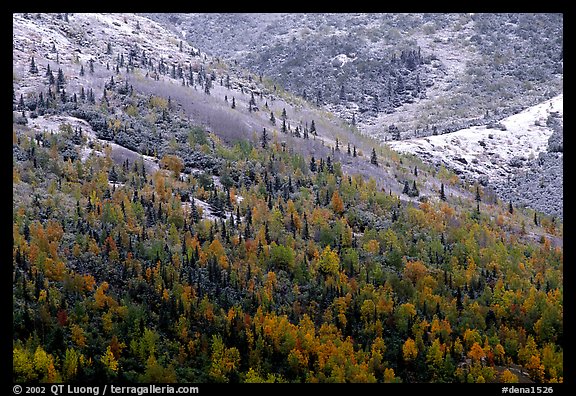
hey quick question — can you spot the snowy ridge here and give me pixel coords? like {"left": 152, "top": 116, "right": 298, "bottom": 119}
{"left": 387, "top": 94, "right": 563, "bottom": 183}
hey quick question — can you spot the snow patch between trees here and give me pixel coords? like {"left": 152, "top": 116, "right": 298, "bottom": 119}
{"left": 387, "top": 94, "right": 563, "bottom": 185}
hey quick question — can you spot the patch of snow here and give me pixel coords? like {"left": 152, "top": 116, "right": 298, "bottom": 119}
{"left": 331, "top": 53, "right": 354, "bottom": 68}
{"left": 387, "top": 94, "right": 563, "bottom": 184}
{"left": 183, "top": 197, "right": 232, "bottom": 222}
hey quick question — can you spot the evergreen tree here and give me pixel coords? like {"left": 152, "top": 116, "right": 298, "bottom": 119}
{"left": 310, "top": 120, "right": 317, "bottom": 136}
{"left": 403, "top": 180, "right": 410, "bottom": 195}
{"left": 56, "top": 68, "right": 65, "bottom": 90}
{"left": 302, "top": 213, "right": 309, "bottom": 240}
{"left": 231, "top": 97, "right": 236, "bottom": 109}
{"left": 48, "top": 70, "right": 55, "bottom": 86}
{"left": 260, "top": 128, "right": 269, "bottom": 149}
{"left": 353, "top": 145, "right": 357, "bottom": 157}
{"left": 440, "top": 183, "right": 447, "bottom": 201}
{"left": 18, "top": 94, "right": 25, "bottom": 111}
{"left": 236, "top": 206, "right": 241, "bottom": 226}
{"left": 475, "top": 185, "right": 481, "bottom": 203}
{"left": 370, "top": 148, "right": 378, "bottom": 166}
{"left": 326, "top": 156, "right": 334, "bottom": 173}
{"left": 248, "top": 91, "right": 256, "bottom": 112}
{"left": 310, "top": 156, "right": 317, "bottom": 172}
{"left": 508, "top": 200, "right": 513, "bottom": 215}
{"left": 411, "top": 180, "right": 419, "bottom": 197}
{"left": 534, "top": 212, "right": 538, "bottom": 226}
{"left": 29, "top": 57, "right": 38, "bottom": 74}
{"left": 270, "top": 111, "right": 276, "bottom": 125}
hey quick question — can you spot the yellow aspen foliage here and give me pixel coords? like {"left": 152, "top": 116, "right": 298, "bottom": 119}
{"left": 88, "top": 237, "right": 100, "bottom": 255}
{"left": 363, "top": 239, "right": 380, "bottom": 255}
{"left": 13, "top": 346, "right": 35, "bottom": 382}
{"left": 72, "top": 243, "right": 82, "bottom": 258}
{"left": 209, "top": 335, "right": 241, "bottom": 383}
{"left": 101, "top": 346, "right": 119, "bottom": 372}
{"left": 62, "top": 348, "right": 83, "bottom": 382}
{"left": 33, "top": 346, "right": 54, "bottom": 382}
{"left": 453, "top": 337, "right": 464, "bottom": 357}
{"left": 402, "top": 338, "right": 418, "bottom": 362}
{"left": 518, "top": 336, "right": 539, "bottom": 366}
{"left": 360, "top": 299, "right": 376, "bottom": 323}
{"left": 463, "top": 328, "right": 482, "bottom": 350}
{"left": 426, "top": 339, "right": 444, "bottom": 369}
{"left": 318, "top": 245, "right": 340, "bottom": 276}
{"left": 494, "top": 343, "right": 506, "bottom": 365}
{"left": 102, "top": 311, "right": 114, "bottom": 333}
{"left": 500, "top": 369, "right": 519, "bottom": 383}
{"left": 526, "top": 355, "right": 545, "bottom": 382}
{"left": 71, "top": 324, "right": 87, "bottom": 348}
{"left": 395, "top": 303, "right": 417, "bottom": 333}
{"left": 160, "top": 154, "right": 184, "bottom": 177}
{"left": 94, "top": 281, "right": 110, "bottom": 309}
{"left": 383, "top": 367, "right": 397, "bottom": 383}
{"left": 38, "top": 289, "right": 47, "bottom": 303}
{"left": 288, "top": 348, "right": 309, "bottom": 372}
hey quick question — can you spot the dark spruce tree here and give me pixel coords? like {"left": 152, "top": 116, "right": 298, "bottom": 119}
{"left": 403, "top": 181, "right": 410, "bottom": 195}
{"left": 440, "top": 183, "right": 446, "bottom": 201}
{"left": 370, "top": 148, "right": 378, "bottom": 166}
{"left": 260, "top": 128, "right": 269, "bottom": 149}
{"left": 29, "top": 57, "right": 38, "bottom": 74}
{"left": 310, "top": 120, "right": 317, "bottom": 136}
{"left": 411, "top": 180, "right": 419, "bottom": 197}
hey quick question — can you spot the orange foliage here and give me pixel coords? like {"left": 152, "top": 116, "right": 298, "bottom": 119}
{"left": 468, "top": 342, "right": 486, "bottom": 363}
{"left": 331, "top": 191, "right": 344, "bottom": 215}
{"left": 402, "top": 260, "right": 427, "bottom": 286}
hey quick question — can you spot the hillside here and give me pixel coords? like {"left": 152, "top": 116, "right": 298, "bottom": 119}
{"left": 12, "top": 13, "right": 563, "bottom": 384}
{"left": 388, "top": 94, "right": 563, "bottom": 218}
{"left": 145, "top": 12, "right": 564, "bottom": 217}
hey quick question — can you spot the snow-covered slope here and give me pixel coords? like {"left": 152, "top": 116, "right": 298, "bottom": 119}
{"left": 387, "top": 94, "right": 563, "bottom": 183}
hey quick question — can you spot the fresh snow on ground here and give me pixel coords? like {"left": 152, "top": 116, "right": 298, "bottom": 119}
{"left": 387, "top": 94, "right": 563, "bottom": 182}
{"left": 28, "top": 114, "right": 160, "bottom": 172}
